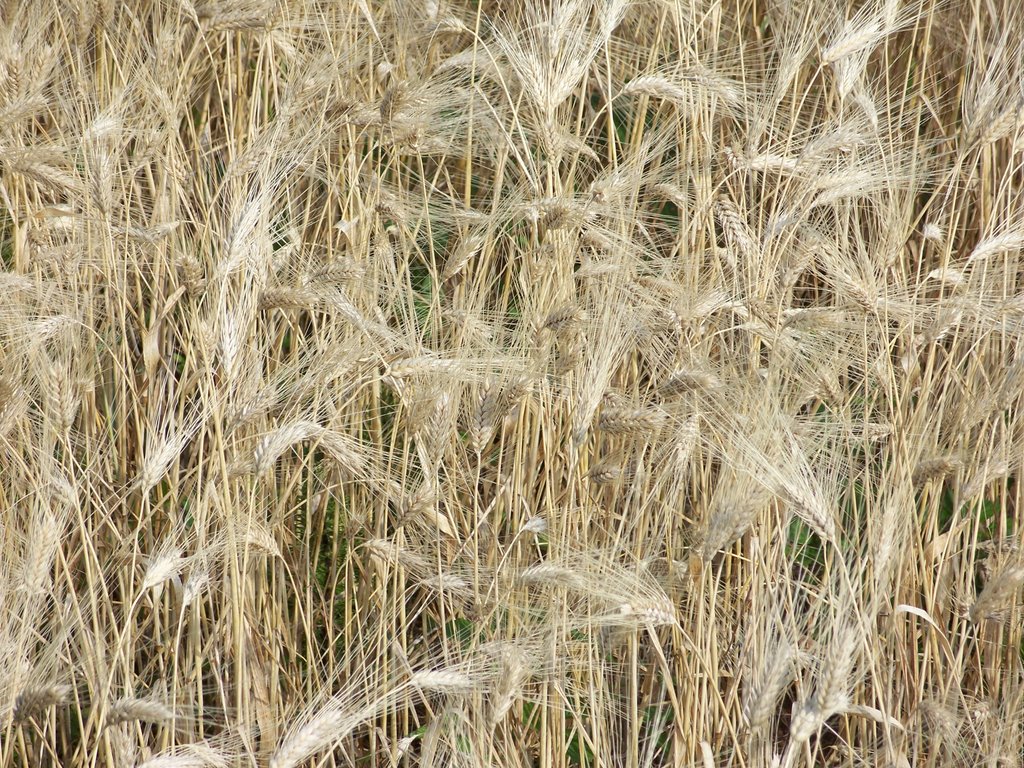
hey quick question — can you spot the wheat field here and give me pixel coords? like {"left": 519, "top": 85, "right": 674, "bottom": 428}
{"left": 1, "top": 0, "right": 1022, "bottom": 765}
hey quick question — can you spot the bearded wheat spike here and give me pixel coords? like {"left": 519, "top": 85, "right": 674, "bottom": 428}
{"left": 116, "top": 221, "right": 182, "bottom": 243}
{"left": 615, "top": 598, "right": 677, "bottom": 627}
{"left": 410, "top": 670, "right": 476, "bottom": 695}
{"left": 714, "top": 198, "right": 757, "bottom": 260}
{"left": 241, "top": 523, "right": 283, "bottom": 558}
{"left": 20, "top": 509, "right": 62, "bottom": 596}
{"left": 137, "top": 743, "right": 230, "bottom": 768}
{"left": 961, "top": 460, "right": 1011, "bottom": 500}
{"left": 443, "top": 234, "right": 485, "bottom": 281}
{"left": 970, "top": 564, "right": 1024, "bottom": 622}
{"left": 587, "top": 458, "right": 624, "bottom": 485}
{"left": 385, "top": 356, "right": 466, "bottom": 381}
{"left": 660, "top": 366, "right": 722, "bottom": 397}
{"left": 9, "top": 150, "right": 82, "bottom": 194}
{"left": 696, "top": 474, "right": 768, "bottom": 561}
{"left": 788, "top": 698, "right": 824, "bottom": 745}
{"left": 743, "top": 642, "right": 795, "bottom": 732}
{"left": 821, "top": 19, "right": 883, "bottom": 65}
{"left": 522, "top": 516, "right": 547, "bottom": 534}
{"left": 468, "top": 377, "right": 500, "bottom": 452}
{"left": 419, "top": 572, "right": 472, "bottom": 596}
{"left": 181, "top": 567, "right": 211, "bottom": 608}
{"left": 318, "top": 430, "right": 368, "bottom": 477}
{"left": 815, "top": 623, "right": 860, "bottom": 719}
{"left": 967, "top": 229, "right": 1024, "bottom": 265}
{"left": 913, "top": 455, "right": 963, "bottom": 484}
{"left": 597, "top": 405, "right": 668, "bottom": 434}
{"left": 975, "top": 100, "right": 1023, "bottom": 147}
{"left": 788, "top": 621, "right": 861, "bottom": 746}
{"left": 310, "top": 257, "right": 365, "bottom": 284}
{"left": 622, "top": 68, "right": 741, "bottom": 107}
{"left": 13, "top": 683, "right": 71, "bottom": 723}
{"left": 926, "top": 267, "right": 965, "bottom": 289}
{"left": 106, "top": 697, "right": 176, "bottom": 726}
{"left": 518, "top": 563, "right": 587, "bottom": 590}
{"left": 142, "top": 547, "right": 186, "bottom": 592}
{"left": 489, "top": 648, "right": 529, "bottom": 727}
{"left": 139, "top": 433, "right": 189, "bottom": 492}
{"left": 922, "top": 222, "right": 944, "bottom": 242}
{"left": 250, "top": 421, "right": 323, "bottom": 475}
{"left": 621, "top": 76, "right": 688, "bottom": 102}
{"left": 261, "top": 286, "right": 315, "bottom": 311}
{"left": 540, "top": 304, "right": 586, "bottom": 333}
{"left": 196, "top": 1, "right": 276, "bottom": 31}
{"left": 270, "top": 703, "right": 378, "bottom": 768}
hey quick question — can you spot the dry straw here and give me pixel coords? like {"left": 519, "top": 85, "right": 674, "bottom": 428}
{"left": 2, "top": 0, "right": 1023, "bottom": 765}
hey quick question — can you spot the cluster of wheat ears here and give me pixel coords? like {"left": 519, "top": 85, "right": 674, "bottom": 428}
{"left": 1, "top": 0, "right": 1023, "bottom": 765}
